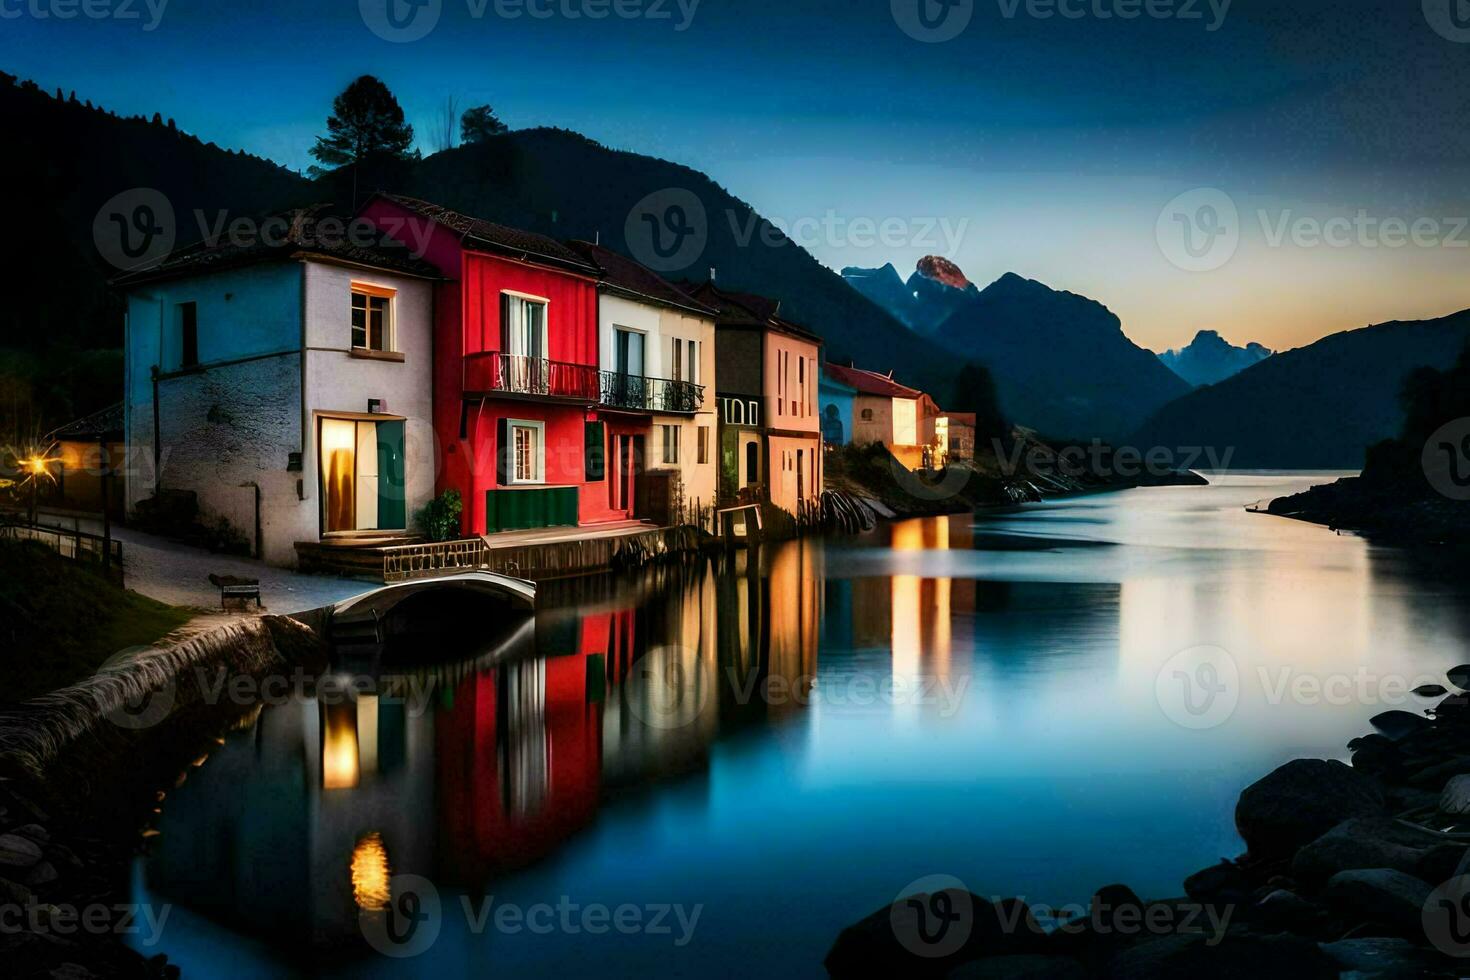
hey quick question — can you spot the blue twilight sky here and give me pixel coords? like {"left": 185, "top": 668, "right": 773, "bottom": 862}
{"left": 4, "top": 0, "right": 1470, "bottom": 353}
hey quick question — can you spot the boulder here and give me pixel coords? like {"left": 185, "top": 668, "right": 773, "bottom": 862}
{"left": 1253, "top": 890, "right": 1324, "bottom": 932}
{"left": 1441, "top": 774, "right": 1470, "bottom": 815}
{"left": 24, "top": 861, "right": 57, "bottom": 888}
{"left": 1235, "top": 760, "right": 1385, "bottom": 859}
{"left": 1319, "top": 937, "right": 1456, "bottom": 976}
{"left": 1370, "top": 710, "right": 1431, "bottom": 741}
{"left": 1291, "top": 817, "right": 1460, "bottom": 886}
{"left": 1099, "top": 930, "right": 1336, "bottom": 979}
{"left": 824, "top": 890, "right": 1044, "bottom": 978}
{"left": 947, "top": 955, "right": 1086, "bottom": 979}
{"left": 0, "top": 834, "right": 42, "bottom": 869}
{"left": 1322, "top": 869, "right": 1433, "bottom": 935}
{"left": 1407, "top": 756, "right": 1470, "bottom": 790}
{"left": 1413, "top": 684, "right": 1448, "bottom": 698}
{"left": 10, "top": 824, "right": 48, "bottom": 844}
{"left": 1446, "top": 665, "right": 1470, "bottom": 691}
{"left": 1182, "top": 862, "right": 1254, "bottom": 906}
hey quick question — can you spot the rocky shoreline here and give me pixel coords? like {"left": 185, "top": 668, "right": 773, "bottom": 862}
{"left": 1267, "top": 475, "right": 1470, "bottom": 548}
{"left": 824, "top": 674, "right": 1470, "bottom": 977}
{"left": 0, "top": 615, "right": 327, "bottom": 979}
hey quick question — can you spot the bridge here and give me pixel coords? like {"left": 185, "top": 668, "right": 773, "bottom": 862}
{"left": 328, "top": 570, "right": 536, "bottom": 639}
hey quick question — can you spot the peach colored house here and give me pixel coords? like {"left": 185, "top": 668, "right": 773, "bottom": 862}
{"left": 686, "top": 283, "right": 824, "bottom": 520}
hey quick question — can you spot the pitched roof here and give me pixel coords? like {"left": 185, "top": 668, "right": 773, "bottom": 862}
{"left": 940, "top": 411, "right": 978, "bottom": 426}
{"left": 823, "top": 363, "right": 923, "bottom": 399}
{"left": 566, "top": 241, "right": 718, "bottom": 317}
{"left": 46, "top": 401, "right": 124, "bottom": 441}
{"left": 111, "top": 204, "right": 440, "bottom": 286}
{"left": 679, "top": 282, "right": 823, "bottom": 343}
{"left": 373, "top": 194, "right": 597, "bottom": 274}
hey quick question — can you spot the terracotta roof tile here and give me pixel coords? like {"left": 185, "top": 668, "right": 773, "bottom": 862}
{"left": 822, "top": 363, "right": 924, "bottom": 399}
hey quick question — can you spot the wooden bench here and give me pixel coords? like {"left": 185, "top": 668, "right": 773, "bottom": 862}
{"left": 209, "top": 574, "right": 261, "bottom": 610}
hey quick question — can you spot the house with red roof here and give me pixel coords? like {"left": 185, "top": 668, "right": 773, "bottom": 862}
{"left": 822, "top": 363, "right": 940, "bottom": 470}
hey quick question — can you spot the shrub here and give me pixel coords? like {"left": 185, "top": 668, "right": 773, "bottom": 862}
{"left": 415, "top": 489, "right": 463, "bottom": 542}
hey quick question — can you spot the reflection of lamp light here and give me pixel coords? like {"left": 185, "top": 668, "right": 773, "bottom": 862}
{"left": 351, "top": 833, "right": 391, "bottom": 911}
{"left": 322, "top": 703, "right": 359, "bottom": 789}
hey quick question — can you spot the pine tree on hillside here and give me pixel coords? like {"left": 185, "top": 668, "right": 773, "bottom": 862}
{"left": 461, "top": 104, "right": 509, "bottom": 144}
{"left": 309, "top": 75, "right": 416, "bottom": 176}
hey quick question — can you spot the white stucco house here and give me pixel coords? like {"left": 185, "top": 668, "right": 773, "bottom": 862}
{"left": 116, "top": 206, "right": 440, "bottom": 566}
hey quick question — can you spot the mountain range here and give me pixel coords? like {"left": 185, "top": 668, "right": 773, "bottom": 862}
{"left": 12, "top": 69, "right": 1470, "bottom": 467}
{"left": 844, "top": 260, "right": 1192, "bottom": 441}
{"left": 1158, "top": 330, "right": 1272, "bottom": 387}
{"left": 1132, "top": 310, "right": 1470, "bottom": 469}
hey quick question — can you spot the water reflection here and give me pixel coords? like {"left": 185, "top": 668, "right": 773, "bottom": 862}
{"left": 133, "top": 476, "right": 1470, "bottom": 979}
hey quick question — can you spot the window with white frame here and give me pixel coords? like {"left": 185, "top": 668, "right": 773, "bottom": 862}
{"left": 662, "top": 424, "right": 680, "bottom": 464}
{"left": 501, "top": 293, "right": 548, "bottom": 359}
{"left": 351, "top": 285, "right": 394, "bottom": 352}
{"left": 509, "top": 420, "right": 545, "bottom": 484}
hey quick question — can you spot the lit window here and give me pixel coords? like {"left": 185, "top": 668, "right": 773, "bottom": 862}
{"left": 351, "top": 286, "right": 394, "bottom": 352}
{"left": 509, "top": 420, "right": 544, "bottom": 484}
{"left": 501, "top": 293, "right": 548, "bottom": 359}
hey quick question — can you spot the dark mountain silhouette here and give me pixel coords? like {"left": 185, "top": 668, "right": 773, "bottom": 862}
{"left": 0, "top": 72, "right": 310, "bottom": 426}
{"left": 394, "top": 129, "right": 959, "bottom": 396}
{"left": 841, "top": 263, "right": 914, "bottom": 325}
{"left": 1159, "top": 329, "right": 1272, "bottom": 387}
{"left": 842, "top": 255, "right": 977, "bottom": 335}
{"left": 1132, "top": 311, "right": 1470, "bottom": 469}
{"left": 931, "top": 272, "right": 1193, "bottom": 441}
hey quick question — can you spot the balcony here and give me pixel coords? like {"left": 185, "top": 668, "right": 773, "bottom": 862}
{"left": 599, "top": 371, "right": 705, "bottom": 414}
{"left": 464, "top": 352, "right": 601, "bottom": 402}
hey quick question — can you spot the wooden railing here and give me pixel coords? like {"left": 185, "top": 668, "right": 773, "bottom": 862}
{"left": 382, "top": 538, "right": 488, "bottom": 583}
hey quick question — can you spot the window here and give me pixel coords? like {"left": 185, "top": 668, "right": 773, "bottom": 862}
{"left": 697, "top": 425, "right": 710, "bottom": 464}
{"left": 351, "top": 285, "right": 393, "bottom": 352}
{"left": 671, "top": 338, "right": 684, "bottom": 381}
{"left": 798, "top": 357, "right": 805, "bottom": 417}
{"left": 178, "top": 302, "right": 198, "bottom": 368}
{"left": 501, "top": 293, "right": 548, "bottom": 359}
{"left": 508, "top": 420, "right": 544, "bottom": 484}
{"left": 662, "top": 424, "right": 680, "bottom": 464}
{"left": 861, "top": 408, "right": 874, "bottom": 421}
{"left": 687, "top": 340, "right": 698, "bottom": 384}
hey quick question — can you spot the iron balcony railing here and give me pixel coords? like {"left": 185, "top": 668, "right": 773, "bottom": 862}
{"left": 465, "top": 352, "right": 601, "bottom": 401}
{"left": 599, "top": 371, "right": 704, "bottom": 414}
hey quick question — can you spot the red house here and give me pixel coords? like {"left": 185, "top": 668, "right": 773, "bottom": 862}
{"left": 360, "top": 195, "right": 637, "bottom": 535}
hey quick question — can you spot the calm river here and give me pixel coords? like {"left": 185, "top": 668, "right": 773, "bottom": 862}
{"left": 129, "top": 473, "right": 1470, "bottom": 977}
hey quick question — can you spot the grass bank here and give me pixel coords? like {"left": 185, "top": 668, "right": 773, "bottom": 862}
{"left": 0, "top": 539, "right": 193, "bottom": 703}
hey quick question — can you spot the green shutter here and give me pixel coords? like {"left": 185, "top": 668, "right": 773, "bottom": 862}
{"left": 585, "top": 421, "right": 606, "bottom": 481}
{"left": 376, "top": 420, "right": 406, "bottom": 530}
{"left": 485, "top": 487, "right": 580, "bottom": 532}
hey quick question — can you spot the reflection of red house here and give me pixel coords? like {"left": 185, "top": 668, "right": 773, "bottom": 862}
{"left": 360, "top": 195, "right": 636, "bottom": 535}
